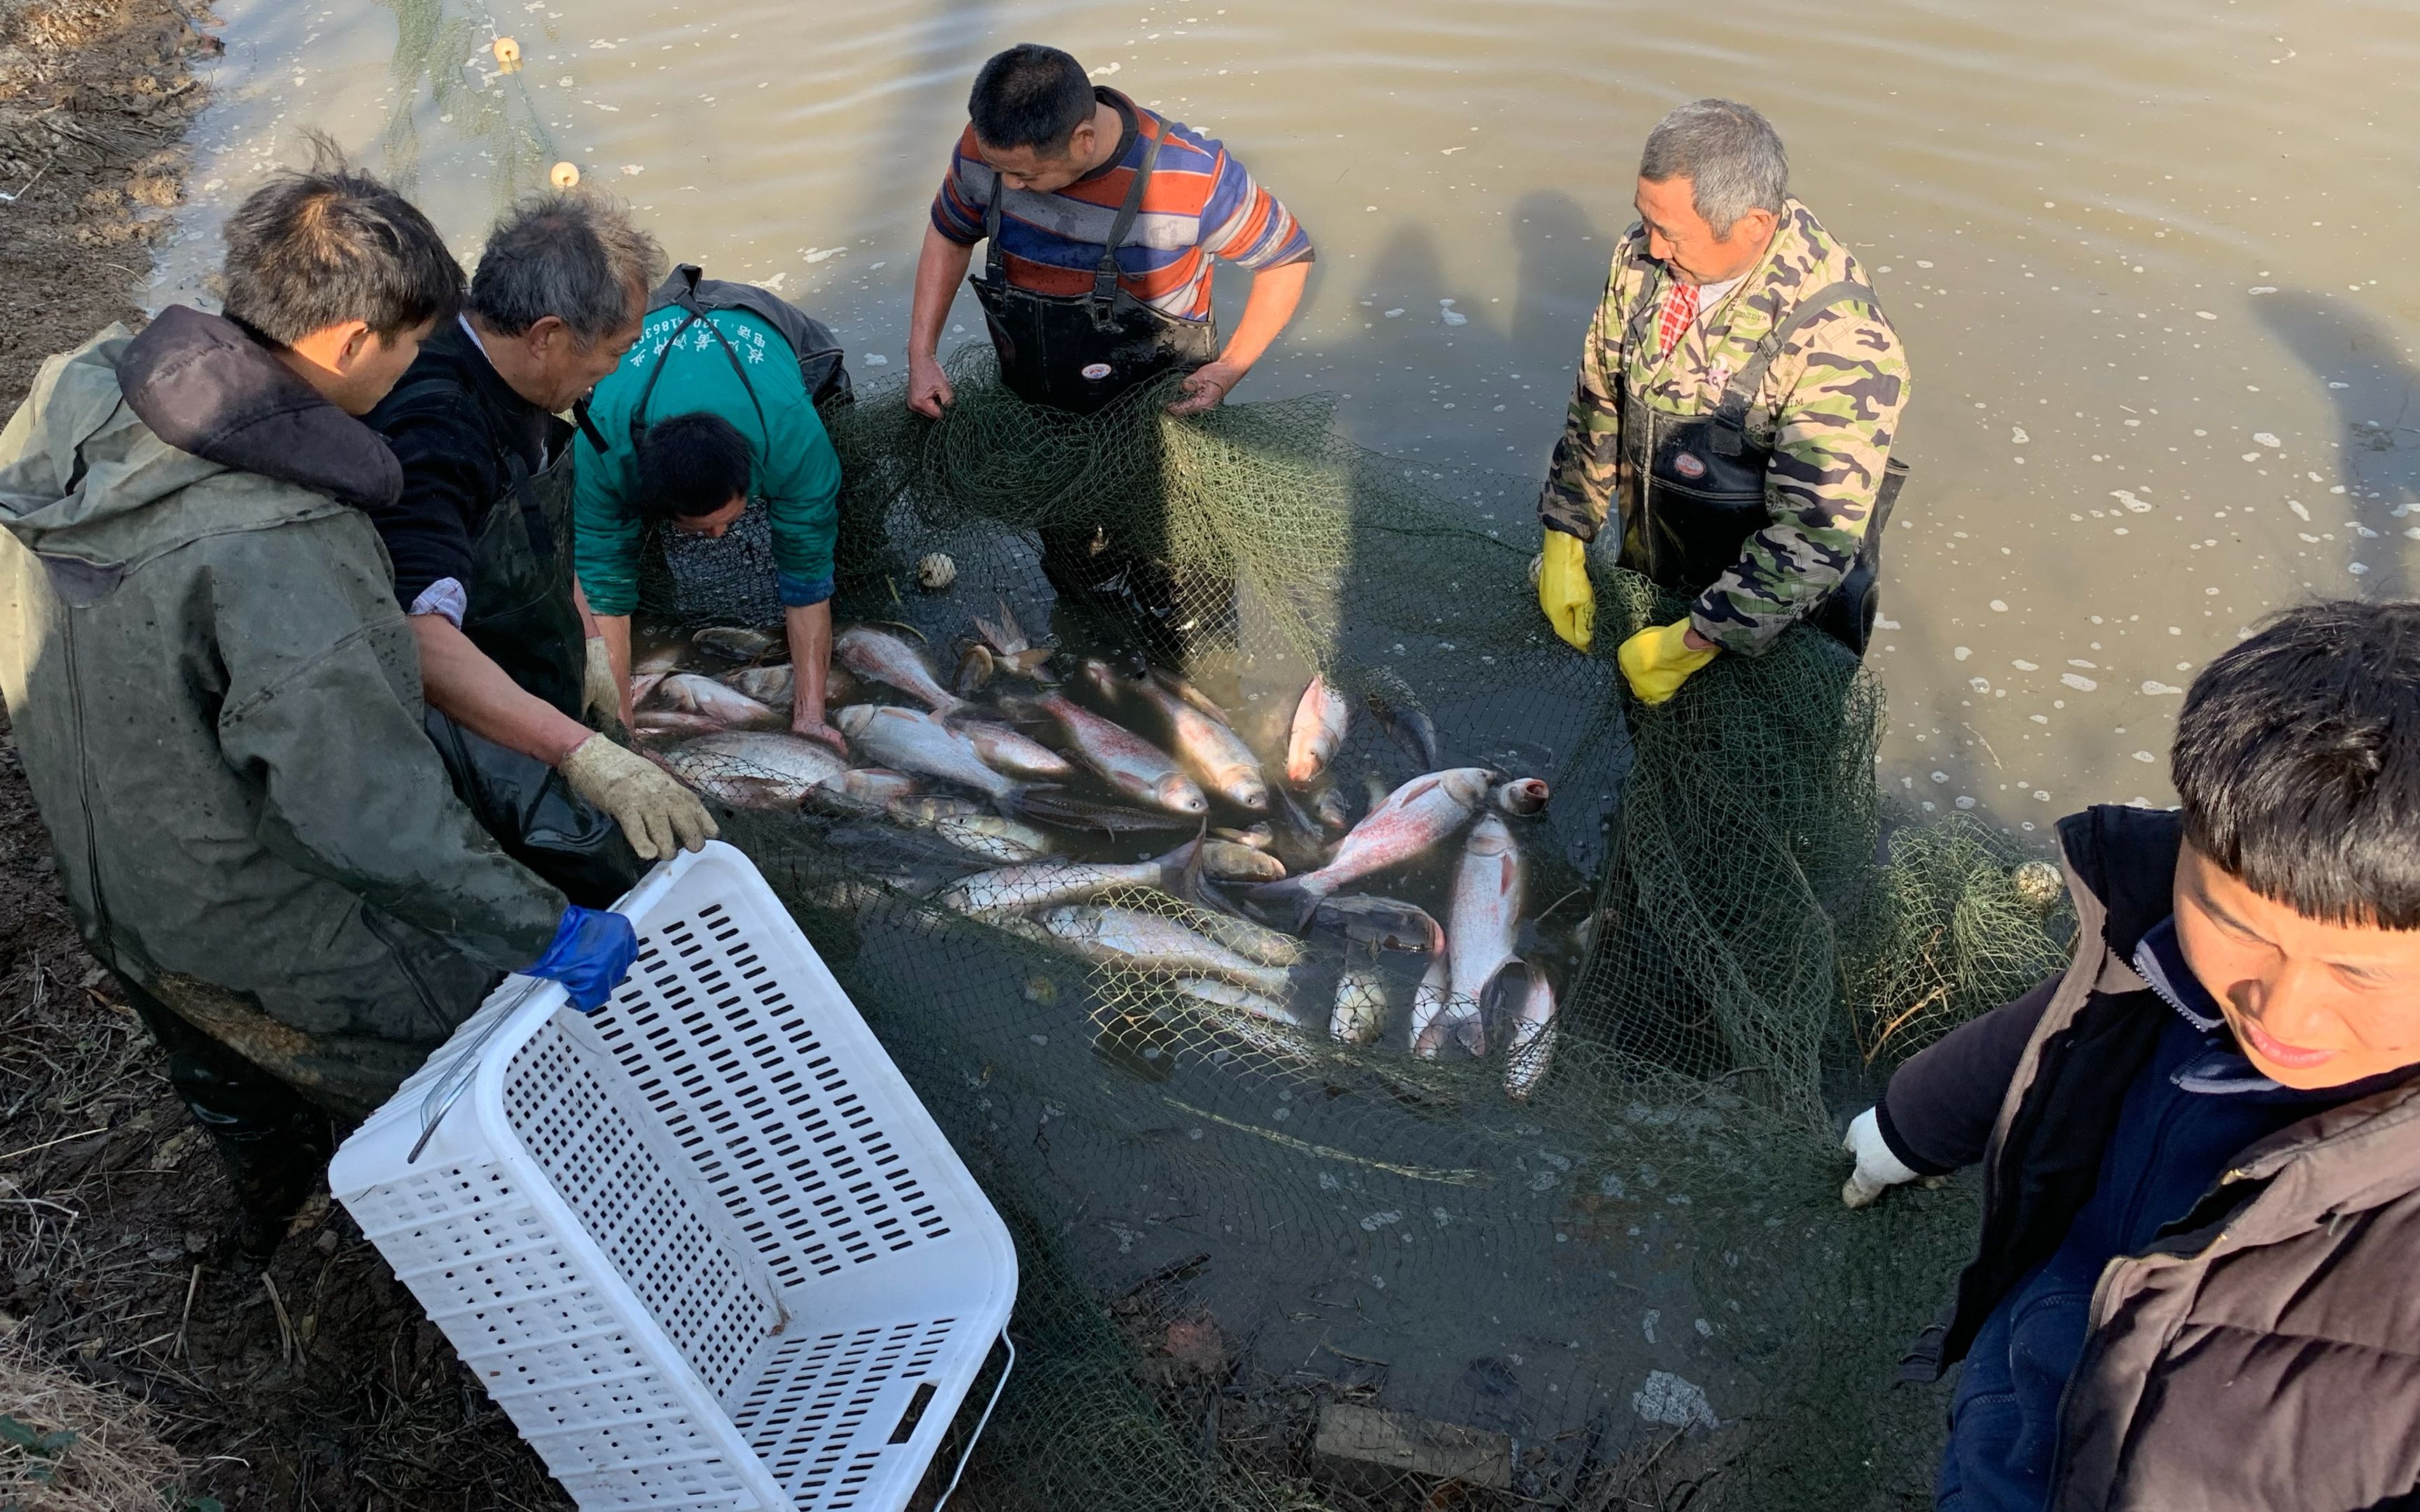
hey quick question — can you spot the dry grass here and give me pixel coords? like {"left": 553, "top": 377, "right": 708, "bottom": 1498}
{"left": 0, "top": 1334, "right": 200, "bottom": 1511}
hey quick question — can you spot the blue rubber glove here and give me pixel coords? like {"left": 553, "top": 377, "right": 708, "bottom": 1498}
{"left": 524, "top": 905, "right": 639, "bottom": 1013}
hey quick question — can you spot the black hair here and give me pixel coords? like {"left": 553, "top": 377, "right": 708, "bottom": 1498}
{"left": 218, "top": 141, "right": 461, "bottom": 346}
{"left": 2172, "top": 598, "right": 2420, "bottom": 929}
{"left": 468, "top": 190, "right": 665, "bottom": 342}
{"left": 632, "top": 412, "right": 753, "bottom": 524}
{"left": 968, "top": 43, "right": 1096, "bottom": 153}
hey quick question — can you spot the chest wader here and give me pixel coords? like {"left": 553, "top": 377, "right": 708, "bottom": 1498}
{"left": 969, "top": 110, "right": 1227, "bottom": 668}
{"left": 1616, "top": 279, "right": 1909, "bottom": 657}
{"left": 388, "top": 381, "right": 642, "bottom": 905}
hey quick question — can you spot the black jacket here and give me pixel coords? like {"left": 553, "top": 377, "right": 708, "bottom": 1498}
{"left": 362, "top": 319, "right": 565, "bottom": 610}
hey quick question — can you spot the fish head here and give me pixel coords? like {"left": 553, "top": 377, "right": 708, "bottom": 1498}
{"left": 1494, "top": 778, "right": 1551, "bottom": 816}
{"left": 832, "top": 704, "right": 873, "bottom": 736}
{"left": 1158, "top": 774, "right": 1210, "bottom": 816}
{"left": 954, "top": 643, "right": 996, "bottom": 694}
{"left": 1466, "top": 814, "right": 1515, "bottom": 856}
{"left": 1228, "top": 772, "right": 1271, "bottom": 811}
{"left": 1438, "top": 767, "right": 1493, "bottom": 806}
{"left": 1081, "top": 659, "right": 1126, "bottom": 700}
{"left": 1200, "top": 841, "right": 1286, "bottom": 881}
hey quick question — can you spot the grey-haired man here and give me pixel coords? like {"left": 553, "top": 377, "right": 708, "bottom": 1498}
{"left": 366, "top": 191, "right": 715, "bottom": 885}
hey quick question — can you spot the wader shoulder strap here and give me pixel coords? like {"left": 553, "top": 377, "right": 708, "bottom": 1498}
{"left": 1707, "top": 279, "right": 1877, "bottom": 456}
{"left": 625, "top": 265, "right": 770, "bottom": 451}
{"left": 980, "top": 115, "right": 1170, "bottom": 324}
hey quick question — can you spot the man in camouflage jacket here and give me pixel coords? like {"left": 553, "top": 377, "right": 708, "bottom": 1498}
{"left": 1536, "top": 99, "right": 1910, "bottom": 701}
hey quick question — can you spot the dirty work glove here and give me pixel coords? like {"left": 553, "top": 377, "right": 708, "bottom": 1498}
{"left": 1841, "top": 1106, "right": 1923, "bottom": 1209}
{"left": 561, "top": 733, "right": 718, "bottom": 860}
{"left": 581, "top": 636, "right": 621, "bottom": 725}
{"left": 1616, "top": 620, "right": 1718, "bottom": 706}
{"left": 525, "top": 904, "right": 639, "bottom": 1012}
{"left": 1536, "top": 529, "right": 1595, "bottom": 652}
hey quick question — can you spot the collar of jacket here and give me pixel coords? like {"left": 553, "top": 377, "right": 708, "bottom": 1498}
{"left": 419, "top": 317, "right": 552, "bottom": 450}
{"left": 2034, "top": 806, "right": 2420, "bottom": 1238}
{"left": 116, "top": 306, "right": 401, "bottom": 512}
{"left": 1616, "top": 198, "right": 1841, "bottom": 385}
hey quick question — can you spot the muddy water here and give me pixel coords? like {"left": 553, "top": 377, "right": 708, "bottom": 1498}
{"left": 155, "top": 0, "right": 2420, "bottom": 835}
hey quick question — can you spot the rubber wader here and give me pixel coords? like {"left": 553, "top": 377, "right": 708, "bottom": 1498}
{"left": 1615, "top": 278, "right": 1908, "bottom": 657}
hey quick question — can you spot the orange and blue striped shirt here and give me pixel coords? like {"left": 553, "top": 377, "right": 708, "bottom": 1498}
{"left": 930, "top": 90, "right": 1313, "bottom": 323}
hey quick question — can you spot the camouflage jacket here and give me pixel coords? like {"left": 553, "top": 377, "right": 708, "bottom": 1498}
{"left": 1537, "top": 200, "right": 1910, "bottom": 652}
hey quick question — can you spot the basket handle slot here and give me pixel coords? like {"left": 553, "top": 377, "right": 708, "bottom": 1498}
{"left": 886, "top": 1381, "right": 938, "bottom": 1444}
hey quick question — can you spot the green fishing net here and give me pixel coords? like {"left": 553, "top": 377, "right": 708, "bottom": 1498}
{"left": 631, "top": 346, "right": 2072, "bottom": 1509}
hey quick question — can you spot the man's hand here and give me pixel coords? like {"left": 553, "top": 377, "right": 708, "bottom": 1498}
{"left": 1840, "top": 1107, "right": 1924, "bottom": 1209}
{"left": 580, "top": 636, "right": 622, "bottom": 729}
{"left": 908, "top": 354, "right": 955, "bottom": 419}
{"left": 791, "top": 707, "right": 847, "bottom": 755}
{"left": 561, "top": 734, "right": 718, "bottom": 860}
{"left": 1616, "top": 620, "right": 1720, "bottom": 705}
{"left": 1167, "top": 360, "right": 1244, "bottom": 417}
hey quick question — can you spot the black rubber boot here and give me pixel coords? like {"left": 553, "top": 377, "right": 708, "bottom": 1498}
{"left": 119, "top": 979, "right": 333, "bottom": 1261}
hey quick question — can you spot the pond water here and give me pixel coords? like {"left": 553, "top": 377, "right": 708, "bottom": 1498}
{"left": 153, "top": 0, "right": 2420, "bottom": 837}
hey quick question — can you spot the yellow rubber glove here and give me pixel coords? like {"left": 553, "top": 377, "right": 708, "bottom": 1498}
{"left": 580, "top": 636, "right": 622, "bottom": 727}
{"left": 562, "top": 734, "right": 718, "bottom": 860}
{"left": 1616, "top": 620, "right": 1719, "bottom": 706}
{"left": 1536, "top": 530, "right": 1594, "bottom": 652}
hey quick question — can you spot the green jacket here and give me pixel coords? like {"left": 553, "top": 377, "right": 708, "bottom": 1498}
{"left": 1538, "top": 200, "right": 1911, "bottom": 652}
{"left": 0, "top": 318, "right": 566, "bottom": 1116}
{"left": 573, "top": 304, "right": 843, "bottom": 615}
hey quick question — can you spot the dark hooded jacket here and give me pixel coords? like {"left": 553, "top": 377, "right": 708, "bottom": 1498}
{"left": 0, "top": 310, "right": 566, "bottom": 1116}
{"left": 1882, "top": 804, "right": 2420, "bottom": 1511}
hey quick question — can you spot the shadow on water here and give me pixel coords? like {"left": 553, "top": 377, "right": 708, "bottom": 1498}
{"left": 2254, "top": 289, "right": 2420, "bottom": 595}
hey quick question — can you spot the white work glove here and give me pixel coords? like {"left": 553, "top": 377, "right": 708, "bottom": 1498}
{"left": 581, "top": 636, "right": 621, "bottom": 726}
{"left": 562, "top": 734, "right": 718, "bottom": 861}
{"left": 1840, "top": 1106, "right": 1924, "bottom": 1209}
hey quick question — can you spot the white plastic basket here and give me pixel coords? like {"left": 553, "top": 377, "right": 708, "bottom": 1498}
{"left": 331, "top": 841, "right": 1017, "bottom": 1512}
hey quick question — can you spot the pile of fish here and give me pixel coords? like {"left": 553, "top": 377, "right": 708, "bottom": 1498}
{"left": 627, "top": 604, "right": 1564, "bottom": 1099}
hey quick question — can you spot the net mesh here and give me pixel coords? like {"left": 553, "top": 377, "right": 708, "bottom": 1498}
{"left": 627, "top": 347, "right": 2072, "bottom": 1509}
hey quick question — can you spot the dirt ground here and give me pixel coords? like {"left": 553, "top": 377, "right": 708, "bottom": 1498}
{"left": 0, "top": 1, "right": 574, "bottom": 1507}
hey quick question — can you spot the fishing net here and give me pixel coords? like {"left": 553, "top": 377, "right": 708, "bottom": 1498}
{"left": 626, "top": 346, "right": 2071, "bottom": 1509}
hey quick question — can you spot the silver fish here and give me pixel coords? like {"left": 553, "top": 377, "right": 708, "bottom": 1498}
{"left": 721, "top": 663, "right": 794, "bottom": 708}
{"left": 1503, "top": 970, "right": 1558, "bottom": 1100}
{"left": 1491, "top": 777, "right": 1550, "bottom": 817}
{"left": 1167, "top": 976, "right": 1311, "bottom": 1031}
{"left": 835, "top": 704, "right": 1020, "bottom": 801}
{"left": 1332, "top": 966, "right": 1391, "bottom": 1045}
{"left": 1415, "top": 814, "right": 1525, "bottom": 1059}
{"left": 1029, "top": 692, "right": 1207, "bottom": 816}
{"left": 886, "top": 794, "right": 1052, "bottom": 862}
{"left": 1152, "top": 669, "right": 1235, "bottom": 728}
{"left": 961, "top": 720, "right": 1076, "bottom": 780}
{"left": 1132, "top": 676, "right": 1268, "bottom": 810}
{"left": 1365, "top": 692, "right": 1440, "bottom": 770}
{"left": 1155, "top": 981, "right": 1315, "bottom": 1064}
{"left": 1312, "top": 784, "right": 1355, "bottom": 832}
{"left": 693, "top": 626, "right": 777, "bottom": 662}
{"left": 1409, "top": 957, "right": 1454, "bottom": 1057}
{"left": 660, "top": 731, "right": 850, "bottom": 808}
{"left": 630, "top": 671, "right": 668, "bottom": 709}
{"left": 1199, "top": 840, "right": 1285, "bottom": 881}
{"left": 940, "top": 844, "right": 1197, "bottom": 916}
{"left": 1286, "top": 674, "right": 1349, "bottom": 785}
{"left": 1036, "top": 906, "right": 1289, "bottom": 994}
{"left": 1310, "top": 895, "right": 1445, "bottom": 955}
{"left": 634, "top": 645, "right": 688, "bottom": 675}
{"left": 836, "top": 626, "right": 962, "bottom": 714}
{"left": 654, "top": 673, "right": 782, "bottom": 730}
{"left": 1251, "top": 767, "right": 1495, "bottom": 920}
{"left": 1214, "top": 823, "right": 1276, "bottom": 851}
{"left": 1188, "top": 909, "right": 1305, "bottom": 968}
{"left": 633, "top": 710, "right": 727, "bottom": 742}
{"left": 807, "top": 767, "right": 922, "bottom": 815}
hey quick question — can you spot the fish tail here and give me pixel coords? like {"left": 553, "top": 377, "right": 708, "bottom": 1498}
{"left": 1247, "top": 874, "right": 1328, "bottom": 930}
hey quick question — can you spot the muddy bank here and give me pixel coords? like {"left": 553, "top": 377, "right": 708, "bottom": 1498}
{"left": 0, "top": 2, "right": 566, "bottom": 1508}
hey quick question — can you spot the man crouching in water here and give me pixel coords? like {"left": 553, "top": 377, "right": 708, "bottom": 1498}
{"left": 1843, "top": 598, "right": 2420, "bottom": 1511}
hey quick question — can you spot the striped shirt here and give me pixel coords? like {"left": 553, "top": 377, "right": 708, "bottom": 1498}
{"left": 930, "top": 89, "right": 1313, "bottom": 323}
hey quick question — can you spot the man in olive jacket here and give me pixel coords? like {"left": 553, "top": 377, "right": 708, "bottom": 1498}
{"left": 1843, "top": 599, "right": 2420, "bottom": 1511}
{"left": 0, "top": 163, "right": 637, "bottom": 1254}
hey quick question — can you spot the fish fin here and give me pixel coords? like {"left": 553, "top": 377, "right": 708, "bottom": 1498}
{"left": 995, "top": 596, "right": 1028, "bottom": 653}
